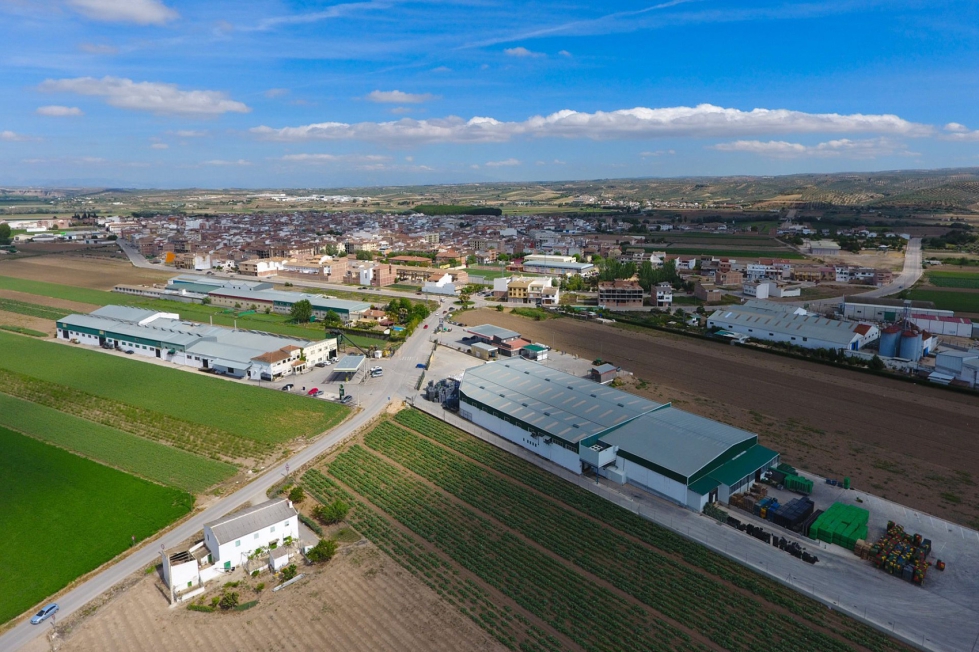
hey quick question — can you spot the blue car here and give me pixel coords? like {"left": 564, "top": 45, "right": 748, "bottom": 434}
{"left": 31, "top": 603, "right": 58, "bottom": 625}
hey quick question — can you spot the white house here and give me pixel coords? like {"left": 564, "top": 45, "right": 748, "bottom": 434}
{"left": 655, "top": 282, "right": 673, "bottom": 308}
{"left": 423, "top": 272, "right": 458, "bottom": 296}
{"left": 203, "top": 498, "right": 300, "bottom": 570}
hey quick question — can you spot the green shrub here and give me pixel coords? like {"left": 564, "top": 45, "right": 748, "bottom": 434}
{"left": 306, "top": 538, "right": 338, "bottom": 563}
{"left": 298, "top": 513, "right": 323, "bottom": 535}
{"left": 187, "top": 603, "right": 215, "bottom": 613}
{"left": 281, "top": 564, "right": 298, "bottom": 581}
{"left": 219, "top": 591, "right": 239, "bottom": 610}
{"left": 313, "top": 499, "right": 350, "bottom": 525}
{"left": 288, "top": 486, "right": 305, "bottom": 503}
{"left": 255, "top": 582, "right": 265, "bottom": 592}
{"left": 251, "top": 570, "right": 260, "bottom": 578}
{"left": 234, "top": 600, "right": 259, "bottom": 611}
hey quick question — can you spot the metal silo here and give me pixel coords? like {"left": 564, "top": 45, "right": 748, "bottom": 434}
{"left": 899, "top": 329, "right": 923, "bottom": 361}
{"left": 879, "top": 325, "right": 902, "bottom": 357}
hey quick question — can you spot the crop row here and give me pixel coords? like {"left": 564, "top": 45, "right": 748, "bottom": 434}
{"left": 0, "top": 369, "right": 268, "bottom": 462}
{"left": 393, "top": 409, "right": 914, "bottom": 652}
{"left": 328, "top": 445, "right": 695, "bottom": 652}
{"left": 0, "top": 392, "right": 235, "bottom": 493}
{"left": 0, "top": 297, "right": 67, "bottom": 320}
{"left": 302, "top": 469, "right": 565, "bottom": 652}
{"left": 368, "top": 422, "right": 857, "bottom": 652}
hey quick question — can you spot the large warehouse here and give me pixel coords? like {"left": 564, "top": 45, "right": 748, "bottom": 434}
{"left": 458, "top": 358, "right": 779, "bottom": 510}
{"left": 57, "top": 305, "right": 336, "bottom": 380}
{"left": 203, "top": 287, "right": 371, "bottom": 323}
{"left": 708, "top": 303, "right": 879, "bottom": 351}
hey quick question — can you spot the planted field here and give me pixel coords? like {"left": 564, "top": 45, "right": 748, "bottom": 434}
{"left": 0, "top": 296, "right": 69, "bottom": 320}
{"left": 0, "top": 392, "right": 235, "bottom": 492}
{"left": 0, "top": 275, "right": 116, "bottom": 305}
{"left": 902, "top": 289, "right": 979, "bottom": 313}
{"left": 0, "top": 368, "right": 267, "bottom": 461}
{"left": 391, "top": 410, "right": 913, "bottom": 652}
{"left": 0, "top": 428, "right": 192, "bottom": 625}
{"left": 0, "top": 332, "right": 347, "bottom": 444}
{"left": 663, "top": 248, "right": 806, "bottom": 259}
{"left": 926, "top": 270, "right": 979, "bottom": 289}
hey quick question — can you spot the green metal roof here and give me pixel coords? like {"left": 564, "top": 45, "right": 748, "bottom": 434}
{"left": 522, "top": 344, "right": 548, "bottom": 352}
{"left": 707, "top": 444, "right": 779, "bottom": 487}
{"left": 688, "top": 476, "right": 721, "bottom": 496}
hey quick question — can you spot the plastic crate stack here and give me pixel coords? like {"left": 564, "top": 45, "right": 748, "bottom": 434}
{"left": 807, "top": 503, "right": 869, "bottom": 551}
{"left": 870, "top": 522, "right": 932, "bottom": 585}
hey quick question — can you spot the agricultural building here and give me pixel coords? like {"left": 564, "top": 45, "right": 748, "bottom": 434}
{"left": 470, "top": 342, "right": 499, "bottom": 360}
{"left": 707, "top": 306, "right": 879, "bottom": 351}
{"left": 57, "top": 305, "right": 336, "bottom": 380}
{"left": 203, "top": 498, "right": 300, "bottom": 568}
{"left": 840, "top": 297, "right": 952, "bottom": 322}
{"left": 458, "top": 358, "right": 779, "bottom": 510}
{"left": 204, "top": 287, "right": 370, "bottom": 323}
{"left": 167, "top": 275, "right": 272, "bottom": 294}
{"left": 521, "top": 254, "right": 596, "bottom": 277}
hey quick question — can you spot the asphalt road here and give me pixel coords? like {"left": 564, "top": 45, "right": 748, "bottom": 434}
{"left": 0, "top": 310, "right": 441, "bottom": 651}
{"left": 858, "top": 237, "right": 922, "bottom": 298}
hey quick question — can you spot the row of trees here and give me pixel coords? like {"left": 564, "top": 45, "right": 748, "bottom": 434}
{"left": 0, "top": 222, "right": 10, "bottom": 245}
{"left": 564, "top": 259, "right": 681, "bottom": 293}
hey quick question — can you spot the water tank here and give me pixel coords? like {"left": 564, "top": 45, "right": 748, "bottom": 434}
{"left": 899, "top": 330, "right": 923, "bottom": 361}
{"left": 879, "top": 325, "right": 902, "bottom": 358}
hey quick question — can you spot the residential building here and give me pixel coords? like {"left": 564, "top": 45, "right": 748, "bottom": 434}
{"left": 203, "top": 498, "right": 300, "bottom": 569}
{"left": 598, "top": 279, "right": 645, "bottom": 309}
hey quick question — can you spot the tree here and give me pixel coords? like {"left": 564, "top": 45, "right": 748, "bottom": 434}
{"left": 290, "top": 299, "right": 313, "bottom": 323}
{"left": 869, "top": 354, "right": 886, "bottom": 371}
{"left": 322, "top": 310, "right": 342, "bottom": 327}
{"left": 563, "top": 274, "right": 585, "bottom": 292}
{"left": 0, "top": 223, "right": 12, "bottom": 244}
{"left": 306, "top": 538, "right": 339, "bottom": 563}
{"left": 288, "top": 486, "right": 305, "bottom": 503}
{"left": 219, "top": 591, "right": 239, "bottom": 610}
{"left": 466, "top": 254, "right": 477, "bottom": 265}
{"left": 410, "top": 302, "right": 430, "bottom": 320}
{"left": 313, "top": 499, "right": 350, "bottom": 524}
{"left": 496, "top": 304, "right": 504, "bottom": 312}
{"left": 355, "top": 250, "right": 374, "bottom": 260}
{"left": 280, "top": 564, "right": 298, "bottom": 581}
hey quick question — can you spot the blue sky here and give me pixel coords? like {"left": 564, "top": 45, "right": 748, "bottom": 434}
{"left": 2, "top": 0, "right": 979, "bottom": 187}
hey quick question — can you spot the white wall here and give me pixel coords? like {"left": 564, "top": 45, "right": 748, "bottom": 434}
{"left": 205, "top": 516, "right": 300, "bottom": 567}
{"left": 461, "top": 400, "right": 582, "bottom": 473}
{"left": 617, "top": 458, "right": 688, "bottom": 505}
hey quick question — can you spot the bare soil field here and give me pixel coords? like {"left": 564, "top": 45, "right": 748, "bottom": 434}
{"left": 25, "top": 542, "right": 503, "bottom": 652}
{"left": 0, "top": 289, "right": 98, "bottom": 313}
{"left": 0, "top": 252, "right": 171, "bottom": 291}
{"left": 817, "top": 250, "right": 906, "bottom": 271}
{"left": 0, "top": 310, "right": 55, "bottom": 334}
{"left": 456, "top": 310, "right": 979, "bottom": 527}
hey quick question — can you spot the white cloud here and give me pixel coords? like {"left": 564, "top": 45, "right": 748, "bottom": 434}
{"left": 39, "top": 77, "right": 250, "bottom": 116}
{"left": 278, "top": 153, "right": 390, "bottom": 164}
{"left": 169, "top": 129, "right": 209, "bottom": 137}
{"left": 366, "top": 90, "right": 437, "bottom": 104}
{"left": 36, "top": 105, "right": 83, "bottom": 117}
{"left": 251, "top": 104, "right": 931, "bottom": 145}
{"left": 431, "top": 66, "right": 452, "bottom": 73}
{"left": 151, "top": 143, "right": 169, "bottom": 149}
{"left": 485, "top": 158, "right": 521, "bottom": 167}
{"left": 66, "top": 0, "right": 178, "bottom": 25}
{"left": 504, "top": 46, "right": 545, "bottom": 58}
{"left": 264, "top": 88, "right": 290, "bottom": 99}
{"left": 389, "top": 107, "right": 413, "bottom": 115}
{"left": 78, "top": 42, "right": 118, "bottom": 55}
{"left": 1, "top": 130, "right": 29, "bottom": 142}
{"left": 202, "top": 159, "right": 251, "bottom": 166}
{"left": 24, "top": 156, "right": 105, "bottom": 164}
{"left": 558, "top": 50, "right": 572, "bottom": 57}
{"left": 711, "top": 137, "right": 914, "bottom": 159}
{"left": 941, "top": 122, "right": 979, "bottom": 142}
{"left": 640, "top": 149, "right": 674, "bottom": 157}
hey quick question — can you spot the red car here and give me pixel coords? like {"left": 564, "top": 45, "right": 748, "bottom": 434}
{"left": 307, "top": 387, "right": 323, "bottom": 397}
{"left": 423, "top": 324, "right": 429, "bottom": 329}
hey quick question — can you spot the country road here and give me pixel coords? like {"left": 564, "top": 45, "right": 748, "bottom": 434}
{"left": 0, "top": 307, "right": 441, "bottom": 651}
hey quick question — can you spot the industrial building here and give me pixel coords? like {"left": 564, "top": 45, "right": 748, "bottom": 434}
{"left": 204, "top": 287, "right": 371, "bottom": 323}
{"left": 708, "top": 304, "right": 879, "bottom": 351}
{"left": 840, "top": 297, "right": 952, "bottom": 321}
{"left": 465, "top": 324, "right": 533, "bottom": 357}
{"left": 935, "top": 350, "right": 979, "bottom": 388}
{"left": 520, "top": 254, "right": 596, "bottom": 277}
{"left": 458, "top": 358, "right": 779, "bottom": 510}
{"left": 57, "top": 305, "right": 336, "bottom": 380}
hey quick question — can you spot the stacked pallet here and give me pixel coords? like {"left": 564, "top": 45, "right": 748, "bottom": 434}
{"left": 808, "top": 503, "right": 869, "bottom": 551}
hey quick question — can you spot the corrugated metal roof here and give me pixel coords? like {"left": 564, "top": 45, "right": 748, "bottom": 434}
{"left": 708, "top": 308, "right": 869, "bottom": 346}
{"left": 204, "top": 499, "right": 296, "bottom": 546}
{"left": 460, "top": 358, "right": 662, "bottom": 444}
{"left": 335, "top": 354, "right": 366, "bottom": 372}
{"left": 89, "top": 305, "right": 162, "bottom": 323}
{"left": 601, "top": 407, "right": 757, "bottom": 480}
{"left": 205, "top": 287, "right": 370, "bottom": 313}
{"left": 466, "top": 324, "right": 522, "bottom": 341}
{"left": 707, "top": 444, "right": 779, "bottom": 486}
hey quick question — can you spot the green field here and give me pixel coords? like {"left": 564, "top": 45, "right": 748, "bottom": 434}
{"left": 0, "top": 332, "right": 348, "bottom": 443}
{"left": 903, "top": 289, "right": 979, "bottom": 313}
{"left": 0, "top": 275, "right": 113, "bottom": 305}
{"left": 0, "top": 393, "right": 235, "bottom": 493}
{"left": 0, "top": 296, "right": 70, "bottom": 320}
{"left": 926, "top": 270, "right": 979, "bottom": 289}
{"left": 0, "top": 428, "right": 193, "bottom": 625}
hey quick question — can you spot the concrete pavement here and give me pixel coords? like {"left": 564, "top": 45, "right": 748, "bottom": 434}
{"left": 0, "top": 310, "right": 441, "bottom": 651}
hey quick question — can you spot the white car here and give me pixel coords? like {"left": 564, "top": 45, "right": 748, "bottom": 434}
{"left": 31, "top": 604, "right": 58, "bottom": 625}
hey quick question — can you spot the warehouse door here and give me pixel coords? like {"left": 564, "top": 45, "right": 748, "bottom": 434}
{"left": 708, "top": 488, "right": 718, "bottom": 504}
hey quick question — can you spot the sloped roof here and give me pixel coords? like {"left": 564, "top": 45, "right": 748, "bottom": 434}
{"left": 204, "top": 499, "right": 296, "bottom": 546}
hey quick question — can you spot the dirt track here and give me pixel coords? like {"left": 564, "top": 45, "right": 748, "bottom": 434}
{"left": 24, "top": 543, "right": 503, "bottom": 652}
{"left": 457, "top": 310, "right": 979, "bottom": 526}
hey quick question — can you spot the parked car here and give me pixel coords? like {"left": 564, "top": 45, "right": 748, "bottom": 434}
{"left": 31, "top": 604, "right": 58, "bottom": 625}
{"left": 307, "top": 388, "right": 323, "bottom": 397}
{"left": 315, "top": 362, "right": 327, "bottom": 367}
{"left": 124, "top": 349, "right": 135, "bottom": 355}
{"left": 281, "top": 383, "right": 294, "bottom": 391}
{"left": 340, "top": 395, "right": 354, "bottom": 404}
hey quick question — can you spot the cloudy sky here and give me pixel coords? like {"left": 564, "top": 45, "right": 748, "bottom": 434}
{"left": 2, "top": 0, "right": 979, "bottom": 187}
